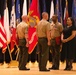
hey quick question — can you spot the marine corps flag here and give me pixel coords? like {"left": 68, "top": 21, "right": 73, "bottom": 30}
{"left": 28, "top": 0, "right": 40, "bottom": 54}
{"left": 28, "top": 0, "right": 40, "bottom": 21}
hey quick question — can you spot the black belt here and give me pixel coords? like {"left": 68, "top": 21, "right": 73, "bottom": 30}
{"left": 19, "top": 38, "right": 25, "bottom": 40}
{"left": 38, "top": 37, "right": 47, "bottom": 39}
{"left": 51, "top": 38, "right": 55, "bottom": 40}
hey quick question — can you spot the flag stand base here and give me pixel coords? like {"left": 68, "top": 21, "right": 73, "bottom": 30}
{"left": 8, "top": 60, "right": 18, "bottom": 68}
{"left": 2, "top": 61, "right": 9, "bottom": 68}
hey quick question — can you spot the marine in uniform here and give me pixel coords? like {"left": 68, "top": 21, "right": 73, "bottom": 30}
{"left": 37, "top": 12, "right": 50, "bottom": 71}
{"left": 17, "top": 15, "right": 30, "bottom": 70}
{"left": 49, "top": 15, "right": 63, "bottom": 70}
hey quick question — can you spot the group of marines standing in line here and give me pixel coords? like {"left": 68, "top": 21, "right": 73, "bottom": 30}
{"left": 17, "top": 12, "right": 76, "bottom": 71}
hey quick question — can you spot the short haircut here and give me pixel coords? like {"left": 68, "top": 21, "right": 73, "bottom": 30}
{"left": 21, "top": 15, "right": 28, "bottom": 20}
{"left": 53, "top": 14, "right": 58, "bottom": 19}
{"left": 42, "top": 12, "right": 48, "bottom": 18}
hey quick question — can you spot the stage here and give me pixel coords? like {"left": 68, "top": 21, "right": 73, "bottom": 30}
{"left": 0, "top": 61, "right": 76, "bottom": 75}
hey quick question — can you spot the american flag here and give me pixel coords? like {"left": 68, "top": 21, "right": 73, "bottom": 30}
{"left": 0, "top": 0, "right": 7, "bottom": 53}
{"left": 0, "top": 15, "right": 7, "bottom": 53}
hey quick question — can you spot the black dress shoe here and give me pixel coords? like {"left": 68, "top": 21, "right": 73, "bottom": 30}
{"left": 39, "top": 69, "right": 50, "bottom": 72}
{"left": 64, "top": 67, "right": 72, "bottom": 71}
{"left": 64, "top": 66, "right": 73, "bottom": 71}
{"left": 49, "top": 67, "right": 54, "bottom": 69}
{"left": 53, "top": 68, "right": 59, "bottom": 70}
{"left": 19, "top": 68, "right": 30, "bottom": 70}
{"left": 64, "top": 67, "right": 68, "bottom": 70}
{"left": 49, "top": 67, "right": 59, "bottom": 70}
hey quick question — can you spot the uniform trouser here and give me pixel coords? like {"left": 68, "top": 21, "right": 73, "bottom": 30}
{"left": 38, "top": 38, "right": 49, "bottom": 70}
{"left": 50, "top": 39, "right": 60, "bottom": 69}
{"left": 18, "top": 39, "right": 28, "bottom": 69}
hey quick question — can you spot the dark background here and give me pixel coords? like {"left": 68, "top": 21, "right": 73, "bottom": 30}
{"left": 0, "top": 0, "right": 76, "bottom": 63}
{"left": 0, "top": 0, "right": 73, "bottom": 21}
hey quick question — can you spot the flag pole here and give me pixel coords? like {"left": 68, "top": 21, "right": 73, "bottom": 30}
{"left": 16, "top": 47, "right": 19, "bottom": 61}
{"left": 7, "top": 45, "right": 13, "bottom": 61}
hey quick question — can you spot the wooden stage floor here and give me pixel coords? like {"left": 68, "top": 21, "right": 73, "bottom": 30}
{"left": 0, "top": 61, "right": 76, "bottom": 75}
